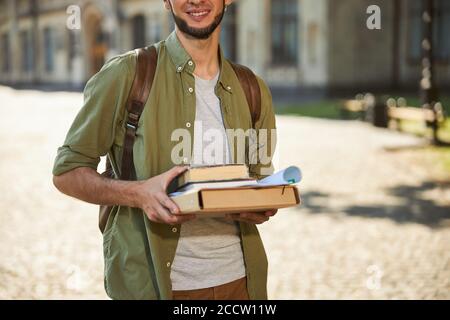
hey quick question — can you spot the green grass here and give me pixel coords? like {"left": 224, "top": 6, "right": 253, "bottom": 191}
{"left": 275, "top": 95, "right": 450, "bottom": 144}
{"left": 276, "top": 100, "right": 347, "bottom": 119}
{"left": 275, "top": 95, "right": 450, "bottom": 118}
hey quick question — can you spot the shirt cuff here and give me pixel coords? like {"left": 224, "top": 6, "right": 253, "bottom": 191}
{"left": 52, "top": 146, "right": 100, "bottom": 176}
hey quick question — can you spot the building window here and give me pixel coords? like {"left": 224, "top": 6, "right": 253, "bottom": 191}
{"left": 408, "top": 0, "right": 450, "bottom": 62}
{"left": 43, "top": 27, "right": 54, "bottom": 72}
{"left": 20, "top": 30, "right": 33, "bottom": 73}
{"left": 271, "top": 0, "right": 299, "bottom": 66}
{"left": 132, "top": 15, "right": 147, "bottom": 49}
{"left": 2, "top": 33, "right": 10, "bottom": 73}
{"left": 221, "top": 4, "right": 237, "bottom": 62}
{"left": 435, "top": 0, "right": 450, "bottom": 61}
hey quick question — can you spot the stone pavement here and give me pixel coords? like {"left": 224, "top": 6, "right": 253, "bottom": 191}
{"left": 0, "top": 86, "right": 448, "bottom": 299}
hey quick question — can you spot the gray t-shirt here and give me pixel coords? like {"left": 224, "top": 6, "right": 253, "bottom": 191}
{"left": 170, "top": 72, "right": 246, "bottom": 290}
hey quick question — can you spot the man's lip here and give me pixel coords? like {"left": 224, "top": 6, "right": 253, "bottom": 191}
{"left": 185, "top": 8, "right": 211, "bottom": 14}
{"left": 185, "top": 9, "right": 211, "bottom": 21}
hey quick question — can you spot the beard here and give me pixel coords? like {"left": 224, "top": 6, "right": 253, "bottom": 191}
{"left": 170, "top": 2, "right": 226, "bottom": 40}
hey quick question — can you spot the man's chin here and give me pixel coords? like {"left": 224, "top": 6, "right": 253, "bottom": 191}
{"left": 177, "top": 24, "right": 217, "bottom": 39}
{"left": 172, "top": 10, "right": 225, "bottom": 40}
{"left": 185, "top": 21, "right": 213, "bottom": 32}
{"left": 187, "top": 29, "right": 213, "bottom": 39}
{"left": 183, "top": 31, "right": 213, "bottom": 40}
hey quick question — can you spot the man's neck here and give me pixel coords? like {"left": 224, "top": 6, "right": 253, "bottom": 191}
{"left": 175, "top": 28, "right": 221, "bottom": 80}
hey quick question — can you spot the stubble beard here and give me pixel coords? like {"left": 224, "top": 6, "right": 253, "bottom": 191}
{"left": 169, "top": 2, "right": 226, "bottom": 40}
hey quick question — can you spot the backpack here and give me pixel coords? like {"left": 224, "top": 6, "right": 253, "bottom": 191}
{"left": 99, "top": 45, "right": 262, "bottom": 233}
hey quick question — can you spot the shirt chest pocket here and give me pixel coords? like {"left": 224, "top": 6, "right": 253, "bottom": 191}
{"left": 112, "top": 112, "right": 147, "bottom": 151}
{"left": 113, "top": 118, "right": 126, "bottom": 147}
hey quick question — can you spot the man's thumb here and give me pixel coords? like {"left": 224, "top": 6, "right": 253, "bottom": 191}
{"left": 163, "top": 166, "right": 188, "bottom": 189}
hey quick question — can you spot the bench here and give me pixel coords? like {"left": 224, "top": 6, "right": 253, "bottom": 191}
{"left": 339, "top": 94, "right": 371, "bottom": 120}
{"left": 387, "top": 102, "right": 445, "bottom": 131}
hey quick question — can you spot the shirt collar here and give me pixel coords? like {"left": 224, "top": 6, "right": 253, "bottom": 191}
{"left": 165, "top": 31, "right": 233, "bottom": 94}
{"left": 165, "top": 31, "right": 192, "bottom": 72}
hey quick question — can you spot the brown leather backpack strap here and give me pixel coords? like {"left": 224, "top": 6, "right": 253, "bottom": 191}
{"left": 230, "top": 62, "right": 262, "bottom": 128}
{"left": 120, "top": 46, "right": 158, "bottom": 180}
{"left": 99, "top": 46, "right": 157, "bottom": 233}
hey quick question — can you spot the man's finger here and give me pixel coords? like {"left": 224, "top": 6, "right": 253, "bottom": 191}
{"left": 236, "top": 217, "right": 268, "bottom": 224}
{"left": 148, "top": 207, "right": 196, "bottom": 225}
{"left": 153, "top": 204, "right": 176, "bottom": 225}
{"left": 241, "top": 212, "right": 270, "bottom": 223}
{"left": 156, "top": 192, "right": 180, "bottom": 214}
{"left": 265, "top": 209, "right": 278, "bottom": 217}
{"left": 154, "top": 198, "right": 196, "bottom": 225}
{"left": 224, "top": 213, "right": 236, "bottom": 221}
{"left": 170, "top": 214, "right": 197, "bottom": 224}
{"left": 164, "top": 211, "right": 197, "bottom": 225}
{"left": 224, "top": 213, "right": 240, "bottom": 222}
{"left": 241, "top": 212, "right": 268, "bottom": 218}
{"left": 162, "top": 166, "right": 188, "bottom": 190}
{"left": 144, "top": 207, "right": 164, "bottom": 223}
{"left": 153, "top": 201, "right": 172, "bottom": 222}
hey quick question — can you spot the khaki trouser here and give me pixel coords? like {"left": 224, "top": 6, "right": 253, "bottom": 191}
{"left": 172, "top": 277, "right": 250, "bottom": 300}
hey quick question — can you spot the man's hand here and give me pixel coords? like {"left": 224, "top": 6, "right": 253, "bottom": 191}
{"left": 136, "top": 166, "right": 196, "bottom": 225}
{"left": 224, "top": 209, "right": 278, "bottom": 225}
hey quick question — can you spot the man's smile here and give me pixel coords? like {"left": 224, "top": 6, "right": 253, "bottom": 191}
{"left": 185, "top": 7, "right": 212, "bottom": 22}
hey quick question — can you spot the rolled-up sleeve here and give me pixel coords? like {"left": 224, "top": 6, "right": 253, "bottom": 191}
{"left": 52, "top": 53, "right": 135, "bottom": 176}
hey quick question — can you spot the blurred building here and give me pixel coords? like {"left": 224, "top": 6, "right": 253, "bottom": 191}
{"left": 0, "top": 0, "right": 449, "bottom": 93}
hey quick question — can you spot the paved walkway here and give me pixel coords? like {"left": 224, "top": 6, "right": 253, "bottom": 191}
{"left": 0, "top": 86, "right": 448, "bottom": 299}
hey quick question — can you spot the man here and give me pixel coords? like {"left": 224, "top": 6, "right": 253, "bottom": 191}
{"left": 53, "top": 0, "right": 277, "bottom": 300}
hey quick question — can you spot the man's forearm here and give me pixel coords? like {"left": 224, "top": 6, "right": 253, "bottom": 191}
{"left": 53, "top": 167, "right": 142, "bottom": 208}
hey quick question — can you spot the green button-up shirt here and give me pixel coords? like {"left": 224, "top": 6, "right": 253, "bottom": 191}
{"left": 52, "top": 31, "right": 277, "bottom": 300}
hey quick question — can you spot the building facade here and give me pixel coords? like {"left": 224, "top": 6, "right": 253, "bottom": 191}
{"left": 0, "top": 0, "right": 449, "bottom": 92}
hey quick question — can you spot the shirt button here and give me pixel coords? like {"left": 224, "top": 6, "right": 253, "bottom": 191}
{"left": 188, "top": 87, "right": 194, "bottom": 93}
{"left": 227, "top": 86, "right": 232, "bottom": 91}
{"left": 172, "top": 227, "right": 178, "bottom": 233}
{"left": 188, "top": 60, "right": 194, "bottom": 66}
{"left": 166, "top": 262, "right": 171, "bottom": 267}
{"left": 186, "top": 122, "right": 191, "bottom": 128}
{"left": 177, "top": 66, "right": 182, "bottom": 72}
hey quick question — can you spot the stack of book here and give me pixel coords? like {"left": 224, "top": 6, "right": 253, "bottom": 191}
{"left": 169, "top": 164, "right": 301, "bottom": 216}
